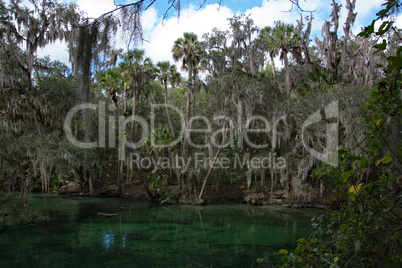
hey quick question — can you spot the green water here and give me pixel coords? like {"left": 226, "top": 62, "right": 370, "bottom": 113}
{"left": 0, "top": 194, "right": 321, "bottom": 267}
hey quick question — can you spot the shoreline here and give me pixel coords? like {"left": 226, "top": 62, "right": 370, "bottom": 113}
{"left": 52, "top": 181, "right": 328, "bottom": 209}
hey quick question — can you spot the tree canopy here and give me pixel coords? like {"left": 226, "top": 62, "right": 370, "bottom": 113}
{"left": 0, "top": 1, "right": 401, "bottom": 266}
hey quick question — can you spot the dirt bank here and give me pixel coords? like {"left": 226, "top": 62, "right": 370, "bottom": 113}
{"left": 57, "top": 179, "right": 326, "bottom": 208}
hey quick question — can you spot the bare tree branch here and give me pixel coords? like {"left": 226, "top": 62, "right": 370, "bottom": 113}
{"left": 81, "top": 0, "right": 145, "bottom": 27}
{"left": 83, "top": 0, "right": 318, "bottom": 28}
{"left": 281, "top": 0, "right": 318, "bottom": 13}
{"left": 162, "top": 0, "right": 178, "bottom": 21}
{"left": 196, "top": 0, "right": 208, "bottom": 11}
{"left": 145, "top": 0, "right": 157, "bottom": 10}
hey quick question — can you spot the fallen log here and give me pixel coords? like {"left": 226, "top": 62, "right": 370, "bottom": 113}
{"left": 160, "top": 198, "right": 169, "bottom": 205}
{"left": 97, "top": 212, "right": 119, "bottom": 217}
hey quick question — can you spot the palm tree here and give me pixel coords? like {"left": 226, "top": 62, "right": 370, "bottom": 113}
{"left": 97, "top": 67, "right": 154, "bottom": 198}
{"left": 172, "top": 32, "right": 202, "bottom": 159}
{"left": 169, "top": 65, "right": 182, "bottom": 88}
{"left": 271, "top": 21, "right": 300, "bottom": 95}
{"left": 97, "top": 68, "right": 126, "bottom": 195}
{"left": 172, "top": 32, "right": 202, "bottom": 85}
{"left": 258, "top": 26, "right": 279, "bottom": 77}
{"left": 156, "top": 62, "right": 182, "bottom": 186}
{"left": 190, "top": 62, "right": 205, "bottom": 119}
{"left": 156, "top": 61, "right": 176, "bottom": 137}
{"left": 98, "top": 68, "right": 125, "bottom": 100}
{"left": 120, "top": 49, "right": 154, "bottom": 134}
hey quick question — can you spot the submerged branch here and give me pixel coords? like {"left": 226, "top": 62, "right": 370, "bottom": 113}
{"left": 97, "top": 212, "right": 119, "bottom": 217}
{"left": 178, "top": 250, "right": 209, "bottom": 268}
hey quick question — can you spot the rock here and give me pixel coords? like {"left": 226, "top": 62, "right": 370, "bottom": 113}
{"left": 178, "top": 199, "right": 191, "bottom": 205}
{"left": 194, "top": 199, "right": 206, "bottom": 205}
{"left": 59, "top": 181, "right": 81, "bottom": 194}
{"left": 244, "top": 193, "right": 263, "bottom": 205}
{"left": 274, "top": 199, "right": 284, "bottom": 205}
{"left": 249, "top": 197, "right": 261, "bottom": 206}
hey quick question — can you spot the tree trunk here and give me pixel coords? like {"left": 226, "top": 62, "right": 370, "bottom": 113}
{"left": 163, "top": 79, "right": 179, "bottom": 185}
{"left": 183, "top": 62, "right": 192, "bottom": 162}
{"left": 192, "top": 89, "right": 197, "bottom": 119}
{"left": 270, "top": 54, "right": 276, "bottom": 77}
{"left": 112, "top": 99, "right": 154, "bottom": 199}
{"left": 283, "top": 51, "right": 291, "bottom": 95}
{"left": 117, "top": 159, "right": 123, "bottom": 195}
{"left": 126, "top": 159, "right": 130, "bottom": 184}
{"left": 130, "top": 92, "right": 138, "bottom": 136}
{"left": 247, "top": 170, "right": 252, "bottom": 190}
{"left": 261, "top": 133, "right": 267, "bottom": 187}
{"left": 270, "top": 168, "right": 275, "bottom": 204}
{"left": 198, "top": 136, "right": 225, "bottom": 201}
{"left": 260, "top": 168, "right": 265, "bottom": 187}
{"left": 89, "top": 173, "right": 94, "bottom": 196}
{"left": 21, "top": 172, "right": 32, "bottom": 199}
{"left": 164, "top": 80, "right": 175, "bottom": 137}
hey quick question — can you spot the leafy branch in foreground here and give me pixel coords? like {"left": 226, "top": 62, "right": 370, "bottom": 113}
{"left": 0, "top": 193, "right": 48, "bottom": 226}
{"left": 276, "top": 1, "right": 402, "bottom": 267}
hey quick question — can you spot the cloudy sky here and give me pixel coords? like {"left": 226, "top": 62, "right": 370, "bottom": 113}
{"left": 37, "top": 0, "right": 400, "bottom": 69}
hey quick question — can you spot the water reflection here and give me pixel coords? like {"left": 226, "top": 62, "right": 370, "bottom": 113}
{"left": 0, "top": 195, "right": 321, "bottom": 267}
{"left": 102, "top": 230, "right": 114, "bottom": 252}
{"left": 101, "top": 229, "right": 129, "bottom": 253}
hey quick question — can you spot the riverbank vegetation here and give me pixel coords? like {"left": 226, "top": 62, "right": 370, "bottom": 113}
{"left": 0, "top": 0, "right": 401, "bottom": 265}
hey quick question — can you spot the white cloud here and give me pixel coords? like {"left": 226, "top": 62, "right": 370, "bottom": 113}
{"left": 36, "top": 0, "right": 116, "bottom": 67}
{"left": 245, "top": 0, "right": 330, "bottom": 43}
{"left": 354, "top": 0, "right": 382, "bottom": 18}
{"left": 32, "top": 0, "right": 391, "bottom": 72}
{"left": 142, "top": 7, "right": 158, "bottom": 32}
{"left": 243, "top": 0, "right": 328, "bottom": 69}
{"left": 75, "top": 0, "right": 115, "bottom": 18}
{"left": 140, "top": 3, "right": 233, "bottom": 66}
{"left": 246, "top": 0, "right": 327, "bottom": 29}
{"left": 139, "top": 0, "right": 326, "bottom": 71}
{"left": 36, "top": 40, "right": 70, "bottom": 64}
{"left": 36, "top": 0, "right": 116, "bottom": 66}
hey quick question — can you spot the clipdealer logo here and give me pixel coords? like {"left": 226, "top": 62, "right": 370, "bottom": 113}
{"left": 63, "top": 101, "right": 339, "bottom": 169}
{"left": 301, "top": 101, "right": 339, "bottom": 167}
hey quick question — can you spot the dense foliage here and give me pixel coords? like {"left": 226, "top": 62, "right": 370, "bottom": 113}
{"left": 275, "top": 1, "right": 402, "bottom": 267}
{"left": 0, "top": 0, "right": 401, "bottom": 265}
{"left": 0, "top": 0, "right": 398, "bottom": 200}
{"left": 0, "top": 193, "right": 48, "bottom": 226}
